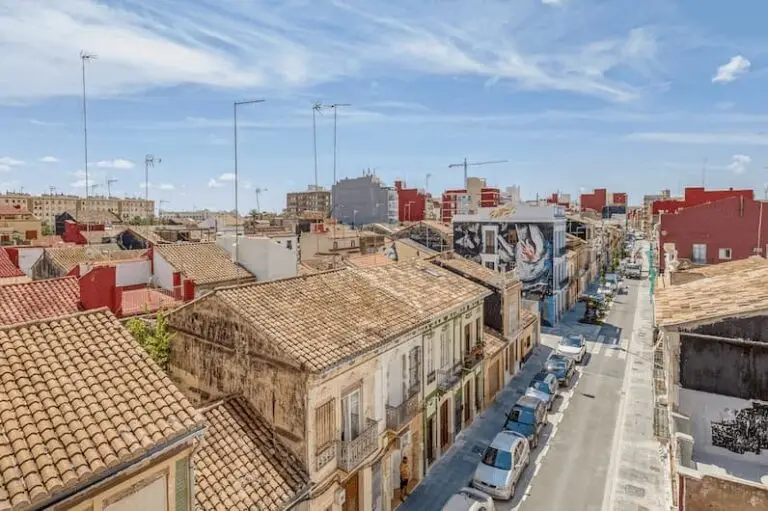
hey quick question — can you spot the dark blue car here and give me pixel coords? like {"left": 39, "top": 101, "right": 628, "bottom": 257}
{"left": 503, "top": 395, "right": 547, "bottom": 448}
{"left": 545, "top": 354, "right": 575, "bottom": 387}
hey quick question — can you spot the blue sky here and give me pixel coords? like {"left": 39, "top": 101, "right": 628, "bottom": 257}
{"left": 1, "top": 0, "right": 767, "bottom": 213}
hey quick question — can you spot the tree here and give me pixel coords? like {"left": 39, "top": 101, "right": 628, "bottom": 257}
{"left": 126, "top": 313, "right": 173, "bottom": 371}
{"left": 41, "top": 222, "right": 54, "bottom": 236}
{"left": 248, "top": 209, "right": 259, "bottom": 221}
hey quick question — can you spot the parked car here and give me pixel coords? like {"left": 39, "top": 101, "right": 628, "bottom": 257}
{"left": 503, "top": 395, "right": 547, "bottom": 448}
{"left": 556, "top": 334, "right": 587, "bottom": 364}
{"left": 545, "top": 354, "right": 575, "bottom": 386}
{"left": 442, "top": 487, "right": 496, "bottom": 511}
{"left": 525, "top": 371, "right": 559, "bottom": 410}
{"left": 472, "top": 430, "right": 531, "bottom": 500}
{"left": 624, "top": 263, "right": 642, "bottom": 279}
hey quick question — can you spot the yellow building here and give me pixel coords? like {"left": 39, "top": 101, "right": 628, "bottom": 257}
{"left": 0, "top": 204, "right": 41, "bottom": 244}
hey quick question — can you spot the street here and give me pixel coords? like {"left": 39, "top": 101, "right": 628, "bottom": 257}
{"left": 400, "top": 241, "right": 670, "bottom": 511}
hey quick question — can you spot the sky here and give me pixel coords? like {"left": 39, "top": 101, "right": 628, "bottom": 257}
{"left": 1, "top": 0, "right": 767, "bottom": 213}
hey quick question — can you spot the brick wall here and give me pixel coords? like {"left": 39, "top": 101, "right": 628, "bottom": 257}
{"left": 682, "top": 474, "right": 768, "bottom": 511}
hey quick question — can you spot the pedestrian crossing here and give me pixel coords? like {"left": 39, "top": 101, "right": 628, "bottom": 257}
{"left": 584, "top": 335, "right": 629, "bottom": 360}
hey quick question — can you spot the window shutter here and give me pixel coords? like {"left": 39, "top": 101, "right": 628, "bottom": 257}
{"left": 175, "top": 457, "right": 190, "bottom": 511}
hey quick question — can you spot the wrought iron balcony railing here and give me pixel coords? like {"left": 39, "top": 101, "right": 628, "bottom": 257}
{"left": 386, "top": 388, "right": 421, "bottom": 432}
{"left": 339, "top": 418, "right": 380, "bottom": 472}
{"left": 463, "top": 345, "right": 485, "bottom": 371}
{"left": 315, "top": 442, "right": 337, "bottom": 471}
{"left": 437, "top": 362, "right": 462, "bottom": 391}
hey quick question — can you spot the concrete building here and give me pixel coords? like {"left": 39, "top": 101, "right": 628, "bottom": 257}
{"left": 216, "top": 232, "right": 298, "bottom": 282}
{"left": 394, "top": 180, "right": 426, "bottom": 222}
{"left": 453, "top": 203, "right": 568, "bottom": 326}
{"left": 332, "top": 174, "right": 393, "bottom": 226}
{"left": 579, "top": 188, "right": 628, "bottom": 214}
{"left": 441, "top": 177, "right": 501, "bottom": 223}
{"left": 0, "top": 204, "right": 41, "bottom": 244}
{"left": 655, "top": 261, "right": 768, "bottom": 511}
{"left": 166, "top": 261, "right": 490, "bottom": 511}
{"left": 500, "top": 185, "right": 521, "bottom": 206}
{"left": 287, "top": 185, "right": 332, "bottom": 217}
{"left": 0, "top": 192, "right": 153, "bottom": 226}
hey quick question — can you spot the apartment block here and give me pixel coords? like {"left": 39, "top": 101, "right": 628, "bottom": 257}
{"left": 287, "top": 185, "right": 332, "bottom": 216}
{"left": 441, "top": 177, "right": 500, "bottom": 223}
{"left": 0, "top": 192, "right": 154, "bottom": 226}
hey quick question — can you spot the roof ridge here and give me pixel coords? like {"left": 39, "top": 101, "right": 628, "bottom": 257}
{"left": 0, "top": 307, "right": 112, "bottom": 332}
{"left": 0, "top": 275, "right": 78, "bottom": 288}
{"left": 215, "top": 267, "right": 347, "bottom": 293}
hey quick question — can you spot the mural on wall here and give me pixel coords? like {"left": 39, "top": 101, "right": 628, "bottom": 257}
{"left": 454, "top": 221, "right": 553, "bottom": 295}
{"left": 711, "top": 402, "right": 768, "bottom": 455}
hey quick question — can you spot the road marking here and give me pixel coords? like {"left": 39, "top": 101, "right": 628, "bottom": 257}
{"left": 605, "top": 346, "right": 615, "bottom": 358}
{"left": 618, "top": 349, "right": 627, "bottom": 360}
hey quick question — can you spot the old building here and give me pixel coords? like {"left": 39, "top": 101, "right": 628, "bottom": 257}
{"left": 391, "top": 220, "right": 453, "bottom": 253}
{"left": 441, "top": 177, "right": 501, "bottom": 223}
{"left": 153, "top": 242, "right": 254, "bottom": 297}
{"left": 286, "top": 185, "right": 332, "bottom": 217}
{"left": 0, "top": 193, "right": 153, "bottom": 227}
{"left": 454, "top": 203, "right": 568, "bottom": 326}
{"left": 166, "top": 261, "right": 490, "bottom": 510}
{"left": 216, "top": 233, "right": 298, "bottom": 282}
{"left": 566, "top": 234, "right": 592, "bottom": 299}
{"left": 0, "top": 309, "right": 205, "bottom": 510}
{"left": 0, "top": 248, "right": 29, "bottom": 285}
{"left": 31, "top": 245, "right": 146, "bottom": 279}
{"left": 655, "top": 262, "right": 768, "bottom": 510}
{"left": 0, "top": 204, "right": 41, "bottom": 244}
{"left": 332, "top": 174, "right": 392, "bottom": 226}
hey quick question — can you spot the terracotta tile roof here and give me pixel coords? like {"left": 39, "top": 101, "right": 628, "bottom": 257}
{"left": 29, "top": 235, "right": 68, "bottom": 247}
{"left": 566, "top": 233, "right": 587, "bottom": 249}
{"left": 154, "top": 243, "right": 253, "bottom": 285}
{"left": 345, "top": 253, "right": 396, "bottom": 268}
{"left": 483, "top": 327, "right": 506, "bottom": 358}
{"left": 678, "top": 256, "right": 768, "bottom": 279}
{"left": 421, "top": 220, "right": 453, "bottom": 236}
{"left": 655, "top": 265, "right": 768, "bottom": 327}
{"left": 522, "top": 309, "right": 538, "bottom": 328}
{"left": 120, "top": 288, "right": 181, "bottom": 317}
{"left": 394, "top": 238, "right": 438, "bottom": 256}
{"left": 192, "top": 261, "right": 490, "bottom": 373}
{"left": 297, "top": 263, "right": 318, "bottom": 275}
{"left": 195, "top": 396, "right": 309, "bottom": 510}
{"left": 0, "top": 277, "right": 81, "bottom": 326}
{"left": 432, "top": 254, "right": 514, "bottom": 289}
{"left": 46, "top": 246, "right": 148, "bottom": 273}
{"left": 0, "top": 250, "right": 24, "bottom": 279}
{"left": 0, "top": 310, "right": 204, "bottom": 509}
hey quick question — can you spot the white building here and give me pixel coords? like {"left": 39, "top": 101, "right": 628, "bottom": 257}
{"left": 216, "top": 233, "right": 298, "bottom": 282}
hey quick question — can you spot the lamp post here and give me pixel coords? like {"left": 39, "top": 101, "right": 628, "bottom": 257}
{"left": 234, "top": 99, "right": 266, "bottom": 264}
{"left": 80, "top": 51, "right": 97, "bottom": 245}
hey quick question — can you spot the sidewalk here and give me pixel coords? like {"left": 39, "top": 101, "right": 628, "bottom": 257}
{"left": 541, "top": 299, "right": 603, "bottom": 340}
{"left": 603, "top": 279, "right": 672, "bottom": 511}
{"left": 397, "top": 346, "right": 551, "bottom": 511}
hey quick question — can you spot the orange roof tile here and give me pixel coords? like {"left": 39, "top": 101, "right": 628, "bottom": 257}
{"left": 0, "top": 310, "right": 204, "bottom": 510}
{"left": 154, "top": 243, "right": 253, "bottom": 285}
{"left": 196, "top": 396, "right": 309, "bottom": 510}
{"left": 45, "top": 246, "right": 147, "bottom": 274}
{"left": 0, "top": 250, "right": 24, "bottom": 279}
{"left": 0, "top": 277, "right": 81, "bottom": 326}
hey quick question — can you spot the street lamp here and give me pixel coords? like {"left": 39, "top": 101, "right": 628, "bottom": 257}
{"left": 80, "top": 51, "right": 97, "bottom": 244}
{"left": 234, "top": 99, "right": 266, "bottom": 264}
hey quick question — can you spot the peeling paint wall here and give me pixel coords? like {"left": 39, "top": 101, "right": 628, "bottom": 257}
{"left": 682, "top": 474, "right": 768, "bottom": 511}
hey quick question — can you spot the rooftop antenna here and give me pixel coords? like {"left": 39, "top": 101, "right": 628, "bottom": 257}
{"left": 106, "top": 177, "right": 118, "bottom": 198}
{"left": 49, "top": 186, "right": 56, "bottom": 196}
{"left": 448, "top": 157, "right": 508, "bottom": 189}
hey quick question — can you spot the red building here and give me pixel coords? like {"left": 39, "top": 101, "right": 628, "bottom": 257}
{"left": 652, "top": 187, "right": 753, "bottom": 215}
{"left": 580, "top": 188, "right": 627, "bottom": 212}
{"left": 480, "top": 187, "right": 500, "bottom": 208}
{"left": 546, "top": 193, "right": 571, "bottom": 208}
{"left": 394, "top": 180, "right": 426, "bottom": 222}
{"left": 659, "top": 195, "right": 768, "bottom": 271}
{"left": 440, "top": 184, "right": 500, "bottom": 222}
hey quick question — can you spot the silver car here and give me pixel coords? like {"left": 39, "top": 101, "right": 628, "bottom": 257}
{"left": 556, "top": 334, "right": 587, "bottom": 364}
{"left": 472, "top": 431, "right": 530, "bottom": 500}
{"left": 442, "top": 487, "right": 496, "bottom": 511}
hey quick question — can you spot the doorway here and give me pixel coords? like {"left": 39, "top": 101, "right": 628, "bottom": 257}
{"left": 463, "top": 381, "right": 472, "bottom": 425}
{"left": 439, "top": 400, "right": 450, "bottom": 451}
{"left": 343, "top": 473, "right": 359, "bottom": 511}
{"left": 426, "top": 416, "right": 435, "bottom": 465}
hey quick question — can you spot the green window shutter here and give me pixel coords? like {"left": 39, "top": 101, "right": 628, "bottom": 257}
{"left": 175, "top": 457, "right": 190, "bottom": 511}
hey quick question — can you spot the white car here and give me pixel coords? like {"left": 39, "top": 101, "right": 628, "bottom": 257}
{"left": 556, "top": 334, "right": 587, "bottom": 363}
{"left": 442, "top": 487, "right": 496, "bottom": 511}
{"left": 472, "top": 431, "right": 530, "bottom": 500}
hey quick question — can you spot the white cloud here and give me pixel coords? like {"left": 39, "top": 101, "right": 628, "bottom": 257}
{"left": 218, "top": 172, "right": 236, "bottom": 182}
{"left": 93, "top": 158, "right": 135, "bottom": 170}
{"left": 712, "top": 55, "right": 751, "bottom": 83}
{"left": 541, "top": 0, "right": 564, "bottom": 4}
{"left": 0, "top": 157, "right": 24, "bottom": 166}
{"left": 158, "top": 183, "right": 175, "bottom": 190}
{"left": 626, "top": 132, "right": 768, "bottom": 146}
{"left": 0, "top": 0, "right": 661, "bottom": 104}
{"left": 208, "top": 178, "right": 223, "bottom": 188}
{"left": 0, "top": 165, "right": 10, "bottom": 173}
{"left": 727, "top": 154, "right": 751, "bottom": 174}
{"left": 29, "top": 119, "right": 63, "bottom": 127}
{"left": 39, "top": 156, "right": 59, "bottom": 163}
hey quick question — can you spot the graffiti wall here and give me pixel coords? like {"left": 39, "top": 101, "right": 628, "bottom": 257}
{"left": 453, "top": 221, "right": 554, "bottom": 295}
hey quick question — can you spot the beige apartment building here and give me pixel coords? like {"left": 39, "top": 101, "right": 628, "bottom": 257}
{"left": 287, "top": 186, "right": 331, "bottom": 216}
{"left": 0, "top": 204, "right": 42, "bottom": 243}
{"left": 0, "top": 192, "right": 153, "bottom": 225}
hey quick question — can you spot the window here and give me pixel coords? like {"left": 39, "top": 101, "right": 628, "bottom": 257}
{"left": 426, "top": 334, "right": 434, "bottom": 376}
{"left": 341, "top": 390, "right": 361, "bottom": 441}
{"left": 475, "top": 318, "right": 481, "bottom": 344}
{"left": 718, "top": 248, "right": 732, "bottom": 260}
{"left": 351, "top": 240, "right": 356, "bottom": 248}
{"left": 315, "top": 399, "right": 336, "bottom": 450}
{"left": 286, "top": 240, "right": 293, "bottom": 250}
{"left": 484, "top": 261, "right": 495, "bottom": 270}
{"left": 483, "top": 229, "right": 496, "bottom": 254}
{"left": 409, "top": 347, "right": 421, "bottom": 390}
{"left": 692, "top": 243, "right": 707, "bottom": 264}
{"left": 464, "top": 324, "right": 471, "bottom": 354}
{"left": 332, "top": 241, "right": 338, "bottom": 250}
{"left": 440, "top": 329, "right": 450, "bottom": 368}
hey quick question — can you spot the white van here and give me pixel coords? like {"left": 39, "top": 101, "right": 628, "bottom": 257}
{"left": 442, "top": 487, "right": 495, "bottom": 511}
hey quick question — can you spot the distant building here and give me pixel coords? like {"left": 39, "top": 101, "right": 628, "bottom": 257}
{"left": 394, "top": 180, "right": 426, "bottom": 222}
{"left": 441, "top": 177, "right": 500, "bottom": 223}
{"left": 546, "top": 192, "right": 571, "bottom": 208}
{"left": 0, "top": 192, "right": 153, "bottom": 226}
{"left": 500, "top": 185, "right": 521, "bottom": 206}
{"left": 0, "top": 204, "right": 41, "bottom": 244}
{"left": 286, "top": 185, "right": 331, "bottom": 216}
{"left": 453, "top": 203, "right": 568, "bottom": 326}
{"left": 332, "top": 173, "right": 392, "bottom": 225}
{"left": 579, "top": 188, "right": 627, "bottom": 214}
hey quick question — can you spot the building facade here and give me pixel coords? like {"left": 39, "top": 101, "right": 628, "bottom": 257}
{"left": 332, "top": 174, "right": 392, "bottom": 226}
{"left": 0, "top": 204, "right": 41, "bottom": 244}
{"left": 394, "top": 180, "right": 426, "bottom": 222}
{"left": 287, "top": 186, "right": 332, "bottom": 217}
{"left": 0, "top": 192, "right": 154, "bottom": 226}
{"left": 441, "top": 177, "right": 500, "bottom": 223}
{"left": 453, "top": 203, "right": 568, "bottom": 326}
{"left": 580, "top": 188, "right": 628, "bottom": 213}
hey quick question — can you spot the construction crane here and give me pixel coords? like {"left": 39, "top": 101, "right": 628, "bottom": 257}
{"left": 89, "top": 183, "right": 100, "bottom": 196}
{"left": 106, "top": 178, "right": 118, "bottom": 197}
{"left": 448, "top": 157, "right": 508, "bottom": 189}
{"left": 254, "top": 187, "right": 267, "bottom": 212}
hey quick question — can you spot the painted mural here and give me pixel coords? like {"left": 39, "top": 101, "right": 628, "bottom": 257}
{"left": 711, "top": 401, "right": 768, "bottom": 455}
{"left": 453, "top": 221, "right": 554, "bottom": 295}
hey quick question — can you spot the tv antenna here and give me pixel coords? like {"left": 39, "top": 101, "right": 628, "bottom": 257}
{"left": 106, "top": 178, "right": 118, "bottom": 197}
{"left": 254, "top": 187, "right": 267, "bottom": 212}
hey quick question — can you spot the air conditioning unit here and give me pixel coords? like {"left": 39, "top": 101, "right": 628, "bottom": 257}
{"left": 335, "top": 489, "right": 346, "bottom": 505}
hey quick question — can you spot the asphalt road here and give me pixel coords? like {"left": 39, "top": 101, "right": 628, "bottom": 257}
{"left": 501, "top": 276, "right": 643, "bottom": 511}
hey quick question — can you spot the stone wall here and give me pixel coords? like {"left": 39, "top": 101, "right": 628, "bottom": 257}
{"left": 683, "top": 474, "right": 768, "bottom": 511}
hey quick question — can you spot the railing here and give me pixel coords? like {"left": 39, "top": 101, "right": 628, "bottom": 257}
{"left": 386, "top": 389, "right": 421, "bottom": 432}
{"left": 463, "top": 346, "right": 484, "bottom": 370}
{"left": 437, "top": 362, "right": 462, "bottom": 391}
{"left": 315, "top": 442, "right": 337, "bottom": 471}
{"left": 339, "top": 418, "right": 380, "bottom": 472}
{"left": 427, "top": 371, "right": 436, "bottom": 384}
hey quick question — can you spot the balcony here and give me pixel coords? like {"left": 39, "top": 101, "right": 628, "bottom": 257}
{"left": 315, "top": 442, "right": 337, "bottom": 471}
{"left": 386, "top": 387, "right": 421, "bottom": 432}
{"left": 463, "top": 344, "right": 485, "bottom": 371}
{"left": 339, "top": 418, "right": 380, "bottom": 472}
{"left": 437, "top": 362, "right": 462, "bottom": 391}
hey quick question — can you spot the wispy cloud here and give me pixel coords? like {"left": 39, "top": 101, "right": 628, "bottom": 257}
{"left": 0, "top": 165, "right": 10, "bottom": 173}
{"left": 0, "top": 0, "right": 663, "bottom": 103}
{"left": 39, "top": 156, "right": 59, "bottom": 163}
{"left": 29, "top": 119, "right": 64, "bottom": 127}
{"left": 140, "top": 182, "right": 176, "bottom": 190}
{"left": 93, "top": 158, "right": 135, "bottom": 170}
{"left": 218, "top": 173, "right": 236, "bottom": 182}
{"left": 626, "top": 132, "right": 768, "bottom": 145}
{"left": 158, "top": 183, "right": 175, "bottom": 190}
{"left": 207, "top": 178, "right": 223, "bottom": 188}
{"left": 712, "top": 55, "right": 751, "bottom": 83}
{"left": 727, "top": 154, "right": 751, "bottom": 174}
{"left": 0, "top": 157, "right": 24, "bottom": 167}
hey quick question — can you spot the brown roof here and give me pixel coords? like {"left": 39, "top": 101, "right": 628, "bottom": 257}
{"left": 0, "top": 250, "right": 24, "bottom": 279}
{"left": 154, "top": 243, "right": 253, "bottom": 285}
{"left": 45, "top": 246, "right": 147, "bottom": 273}
{"left": 421, "top": 220, "right": 453, "bottom": 236}
{"left": 0, "top": 277, "right": 81, "bottom": 326}
{"left": 67, "top": 209, "right": 121, "bottom": 224}
{"left": 345, "top": 253, "right": 396, "bottom": 268}
{"left": 0, "top": 310, "right": 204, "bottom": 510}
{"left": 678, "top": 256, "right": 768, "bottom": 279}
{"left": 432, "top": 255, "right": 510, "bottom": 289}
{"left": 566, "top": 233, "right": 587, "bottom": 249}
{"left": 189, "top": 261, "right": 490, "bottom": 373}
{"left": 655, "top": 265, "right": 768, "bottom": 327}
{"left": 522, "top": 309, "right": 538, "bottom": 328}
{"left": 195, "top": 396, "right": 308, "bottom": 510}
{"left": 483, "top": 327, "right": 506, "bottom": 358}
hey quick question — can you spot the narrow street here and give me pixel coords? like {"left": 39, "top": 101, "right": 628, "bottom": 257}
{"left": 400, "top": 241, "right": 669, "bottom": 511}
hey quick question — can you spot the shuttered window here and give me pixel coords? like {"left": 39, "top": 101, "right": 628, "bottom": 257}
{"left": 315, "top": 399, "right": 336, "bottom": 450}
{"left": 175, "top": 457, "right": 190, "bottom": 511}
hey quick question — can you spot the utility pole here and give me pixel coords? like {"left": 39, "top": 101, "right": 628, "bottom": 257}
{"left": 233, "top": 99, "right": 265, "bottom": 268}
{"left": 49, "top": 186, "right": 56, "bottom": 195}
{"left": 80, "top": 50, "right": 97, "bottom": 245}
{"left": 106, "top": 178, "right": 117, "bottom": 198}
{"left": 448, "top": 157, "right": 508, "bottom": 189}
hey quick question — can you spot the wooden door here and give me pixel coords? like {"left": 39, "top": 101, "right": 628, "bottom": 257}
{"left": 489, "top": 360, "right": 500, "bottom": 397}
{"left": 426, "top": 417, "right": 435, "bottom": 465}
{"left": 439, "top": 400, "right": 450, "bottom": 450}
{"left": 463, "top": 381, "right": 471, "bottom": 423}
{"left": 343, "top": 473, "right": 359, "bottom": 511}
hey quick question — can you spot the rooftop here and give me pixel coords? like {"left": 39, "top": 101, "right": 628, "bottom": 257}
{"left": 483, "top": 327, "right": 506, "bottom": 358}
{"left": 522, "top": 309, "right": 538, "bottom": 327}
{"left": 678, "top": 256, "right": 768, "bottom": 279}
{"left": 0, "top": 249, "right": 24, "bottom": 279}
{"left": 655, "top": 265, "right": 768, "bottom": 327}
{"left": 344, "top": 252, "right": 396, "bottom": 268}
{"left": 431, "top": 253, "right": 514, "bottom": 290}
{"left": 0, "top": 205, "right": 31, "bottom": 216}
{"left": 186, "top": 261, "right": 490, "bottom": 373}
{"left": 45, "top": 246, "right": 148, "bottom": 273}
{"left": 0, "top": 310, "right": 204, "bottom": 509}
{"left": 154, "top": 242, "right": 254, "bottom": 285}
{"left": 195, "top": 396, "right": 309, "bottom": 510}
{"left": 394, "top": 238, "right": 438, "bottom": 256}
{"left": 120, "top": 288, "right": 181, "bottom": 317}
{"left": 0, "top": 277, "right": 81, "bottom": 326}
